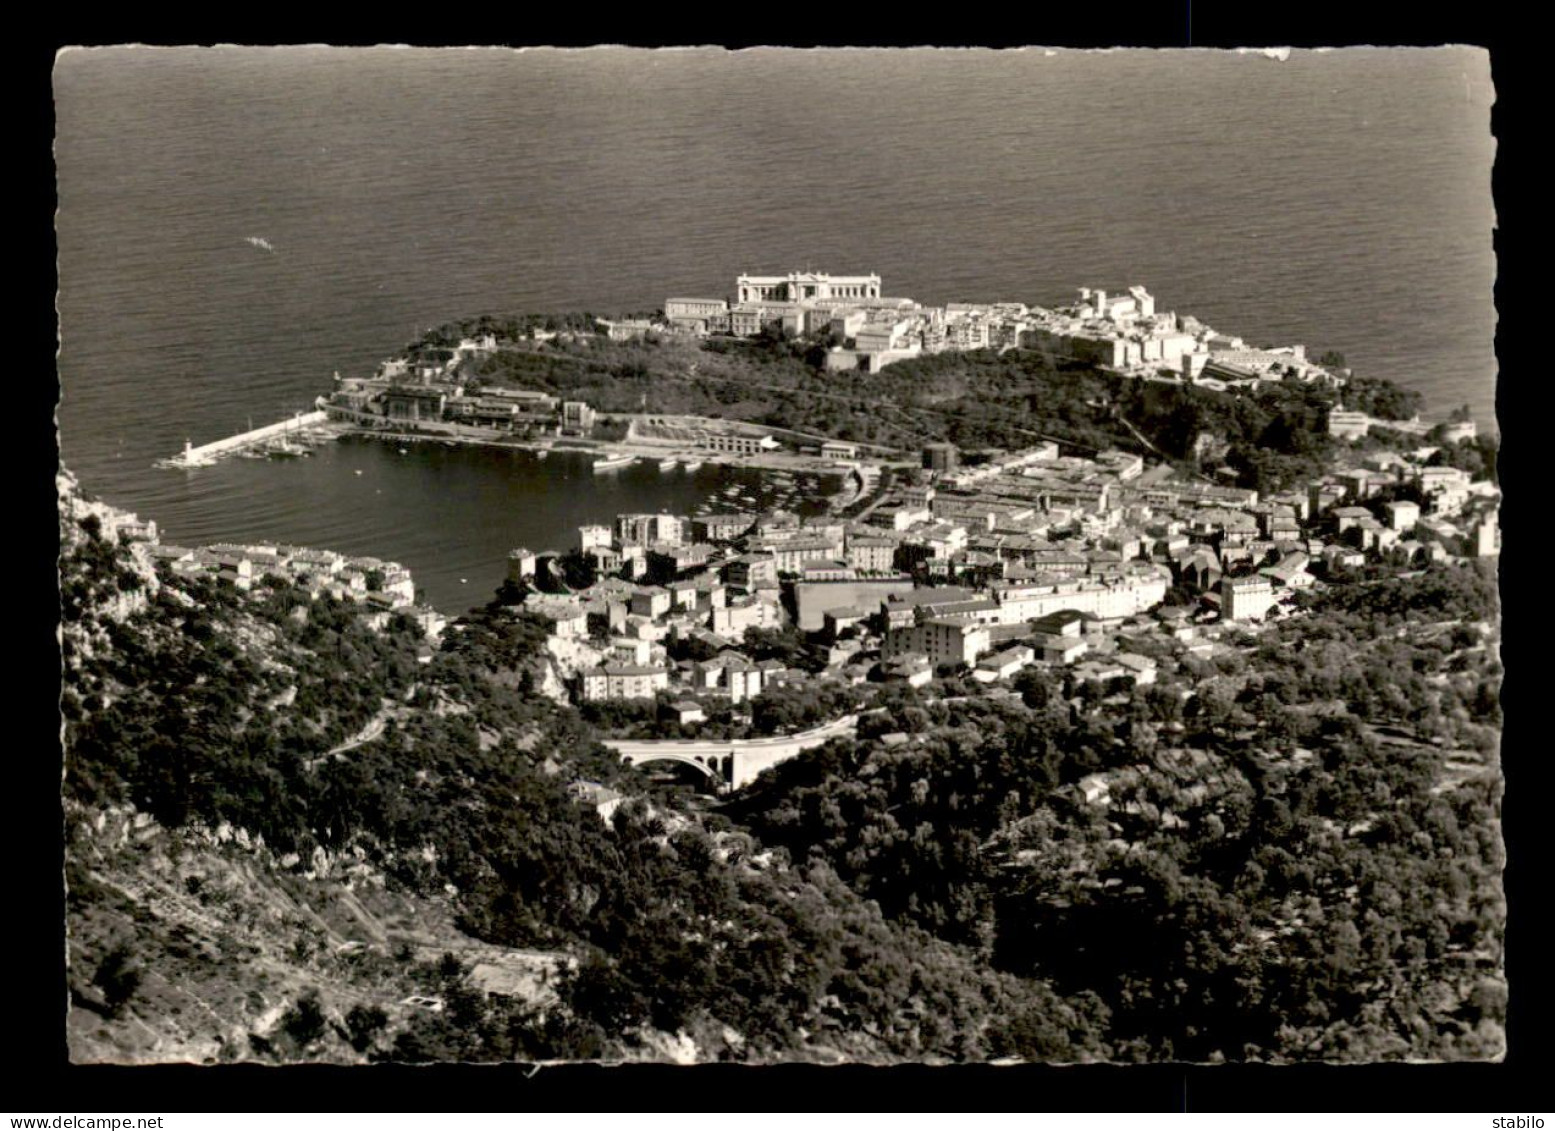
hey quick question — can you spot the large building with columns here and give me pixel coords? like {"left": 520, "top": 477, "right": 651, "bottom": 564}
{"left": 735, "top": 271, "right": 882, "bottom": 304}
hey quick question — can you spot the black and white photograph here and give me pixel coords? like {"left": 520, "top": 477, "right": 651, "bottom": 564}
{"left": 52, "top": 44, "right": 1504, "bottom": 1073}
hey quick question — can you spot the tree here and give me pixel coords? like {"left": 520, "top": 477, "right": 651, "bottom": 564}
{"left": 93, "top": 944, "right": 141, "bottom": 1017}
{"left": 1144, "top": 682, "right": 1185, "bottom": 725}
{"left": 1014, "top": 668, "right": 1053, "bottom": 709}
{"left": 344, "top": 1003, "right": 389, "bottom": 1053}
{"left": 1192, "top": 681, "right": 1237, "bottom": 731}
{"left": 280, "top": 990, "right": 328, "bottom": 1048}
{"left": 742, "top": 625, "right": 812, "bottom": 670}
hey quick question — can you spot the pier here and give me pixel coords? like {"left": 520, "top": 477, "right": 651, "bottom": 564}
{"left": 157, "top": 410, "right": 332, "bottom": 469}
{"left": 320, "top": 400, "right": 902, "bottom": 481}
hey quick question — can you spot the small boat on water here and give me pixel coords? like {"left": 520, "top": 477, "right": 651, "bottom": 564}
{"left": 593, "top": 453, "right": 636, "bottom": 472}
{"left": 398, "top": 447, "right": 409, "bottom": 455}
{"left": 536, "top": 449, "right": 549, "bottom": 460}
{"left": 682, "top": 459, "right": 704, "bottom": 472}
{"left": 658, "top": 457, "right": 679, "bottom": 472}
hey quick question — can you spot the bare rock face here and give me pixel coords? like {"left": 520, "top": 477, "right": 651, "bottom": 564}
{"left": 538, "top": 654, "right": 571, "bottom": 703}
{"left": 66, "top": 801, "right": 568, "bottom": 1066}
{"left": 57, "top": 467, "right": 160, "bottom": 633}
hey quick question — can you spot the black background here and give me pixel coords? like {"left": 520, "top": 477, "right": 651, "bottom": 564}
{"left": 19, "top": 6, "right": 1542, "bottom": 1113}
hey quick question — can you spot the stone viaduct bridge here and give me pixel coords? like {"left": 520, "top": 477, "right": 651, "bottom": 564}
{"left": 601, "top": 714, "right": 859, "bottom": 793}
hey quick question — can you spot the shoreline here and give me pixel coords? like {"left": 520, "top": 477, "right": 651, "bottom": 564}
{"left": 332, "top": 423, "right": 881, "bottom": 479}
{"left": 337, "top": 425, "right": 877, "bottom": 518}
{"left": 161, "top": 399, "right": 899, "bottom": 484}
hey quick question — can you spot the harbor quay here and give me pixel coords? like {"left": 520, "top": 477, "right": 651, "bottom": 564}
{"left": 156, "top": 409, "right": 338, "bottom": 468}
{"left": 164, "top": 397, "right": 900, "bottom": 485}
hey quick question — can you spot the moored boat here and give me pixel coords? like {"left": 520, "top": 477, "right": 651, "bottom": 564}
{"left": 266, "top": 438, "right": 307, "bottom": 459}
{"left": 593, "top": 453, "right": 636, "bottom": 472}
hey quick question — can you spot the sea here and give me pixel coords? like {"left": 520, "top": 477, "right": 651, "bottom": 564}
{"left": 53, "top": 46, "right": 1498, "bottom": 613}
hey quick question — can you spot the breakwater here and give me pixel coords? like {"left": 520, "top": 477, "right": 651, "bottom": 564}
{"left": 157, "top": 410, "right": 332, "bottom": 469}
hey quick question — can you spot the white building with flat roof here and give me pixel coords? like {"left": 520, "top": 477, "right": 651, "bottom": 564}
{"left": 579, "top": 665, "right": 670, "bottom": 701}
{"left": 665, "top": 297, "right": 728, "bottom": 319}
{"left": 1222, "top": 575, "right": 1277, "bottom": 622}
{"left": 883, "top": 616, "right": 991, "bottom": 669}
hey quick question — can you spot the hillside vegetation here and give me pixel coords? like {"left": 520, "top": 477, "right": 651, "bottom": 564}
{"left": 409, "top": 318, "right": 1499, "bottom": 494}
{"left": 728, "top": 564, "right": 1505, "bottom": 1061}
{"left": 60, "top": 475, "right": 1109, "bottom": 1064}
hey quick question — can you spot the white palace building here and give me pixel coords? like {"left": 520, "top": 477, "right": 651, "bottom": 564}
{"left": 662, "top": 270, "right": 1345, "bottom": 385}
{"left": 735, "top": 271, "right": 882, "bottom": 303}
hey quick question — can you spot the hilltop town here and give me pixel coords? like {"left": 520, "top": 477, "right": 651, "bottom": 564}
{"left": 310, "top": 273, "right": 1361, "bottom": 469}
{"left": 668, "top": 272, "right": 1347, "bottom": 385}
{"left": 142, "top": 273, "right": 1504, "bottom": 795}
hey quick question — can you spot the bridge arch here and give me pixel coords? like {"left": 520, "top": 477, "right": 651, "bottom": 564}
{"left": 619, "top": 750, "right": 729, "bottom": 787}
{"left": 603, "top": 714, "right": 861, "bottom": 794}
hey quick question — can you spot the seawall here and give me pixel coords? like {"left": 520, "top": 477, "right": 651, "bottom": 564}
{"left": 163, "top": 410, "right": 330, "bottom": 467}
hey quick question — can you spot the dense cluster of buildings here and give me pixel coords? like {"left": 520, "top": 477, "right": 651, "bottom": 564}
{"left": 60, "top": 466, "right": 450, "bottom": 654}
{"left": 662, "top": 272, "right": 1347, "bottom": 384}
{"left": 147, "top": 537, "right": 445, "bottom": 639}
{"left": 230, "top": 271, "right": 1494, "bottom": 731}
{"left": 115, "top": 418, "right": 1495, "bottom": 720}
{"left": 510, "top": 458, "right": 1186, "bottom": 707}
{"left": 506, "top": 409, "right": 1496, "bottom": 714}
{"left": 321, "top": 329, "right": 602, "bottom": 439}
{"left": 325, "top": 352, "right": 602, "bottom": 440}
